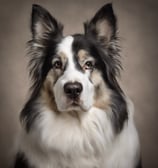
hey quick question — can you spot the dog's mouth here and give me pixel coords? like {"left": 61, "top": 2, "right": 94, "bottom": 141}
{"left": 67, "top": 98, "right": 81, "bottom": 108}
{"left": 63, "top": 97, "right": 87, "bottom": 112}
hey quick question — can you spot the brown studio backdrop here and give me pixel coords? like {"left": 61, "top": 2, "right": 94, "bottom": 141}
{"left": 0, "top": 0, "right": 158, "bottom": 167}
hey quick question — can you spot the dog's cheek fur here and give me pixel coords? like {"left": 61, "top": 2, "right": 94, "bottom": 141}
{"left": 41, "top": 70, "right": 60, "bottom": 113}
{"left": 90, "top": 69, "right": 128, "bottom": 134}
{"left": 91, "top": 70, "right": 111, "bottom": 110}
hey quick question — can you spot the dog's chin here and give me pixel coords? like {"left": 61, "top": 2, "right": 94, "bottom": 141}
{"left": 57, "top": 99, "right": 91, "bottom": 113}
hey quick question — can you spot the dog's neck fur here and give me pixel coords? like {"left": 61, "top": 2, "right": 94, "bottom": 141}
{"left": 17, "top": 96, "right": 140, "bottom": 168}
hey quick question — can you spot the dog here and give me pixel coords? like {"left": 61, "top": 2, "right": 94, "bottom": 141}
{"left": 13, "top": 3, "right": 142, "bottom": 168}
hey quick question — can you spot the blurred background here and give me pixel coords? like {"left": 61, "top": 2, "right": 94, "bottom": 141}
{"left": 0, "top": 0, "right": 158, "bottom": 167}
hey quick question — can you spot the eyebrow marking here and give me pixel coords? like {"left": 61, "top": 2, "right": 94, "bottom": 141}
{"left": 77, "top": 49, "right": 89, "bottom": 61}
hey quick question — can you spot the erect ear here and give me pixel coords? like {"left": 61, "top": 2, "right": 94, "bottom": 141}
{"left": 84, "top": 3, "right": 117, "bottom": 45}
{"left": 31, "top": 4, "right": 63, "bottom": 40}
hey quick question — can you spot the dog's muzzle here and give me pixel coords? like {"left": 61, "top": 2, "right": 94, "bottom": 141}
{"left": 64, "top": 82, "right": 83, "bottom": 100}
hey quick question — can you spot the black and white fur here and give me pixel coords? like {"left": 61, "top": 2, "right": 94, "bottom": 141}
{"left": 14, "top": 3, "right": 142, "bottom": 168}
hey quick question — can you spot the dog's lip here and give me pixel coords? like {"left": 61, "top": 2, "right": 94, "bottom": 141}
{"left": 66, "top": 98, "right": 83, "bottom": 108}
{"left": 68, "top": 99, "right": 80, "bottom": 106}
{"left": 66, "top": 99, "right": 88, "bottom": 112}
{"left": 72, "top": 102, "right": 80, "bottom": 107}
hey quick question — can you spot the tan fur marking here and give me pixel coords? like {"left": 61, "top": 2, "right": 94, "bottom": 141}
{"left": 57, "top": 52, "right": 67, "bottom": 64}
{"left": 77, "top": 49, "right": 89, "bottom": 62}
{"left": 41, "top": 72, "right": 60, "bottom": 114}
{"left": 91, "top": 70, "right": 111, "bottom": 110}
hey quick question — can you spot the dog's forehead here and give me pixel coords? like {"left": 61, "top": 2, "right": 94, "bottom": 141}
{"left": 56, "top": 35, "right": 90, "bottom": 60}
{"left": 57, "top": 36, "right": 74, "bottom": 57}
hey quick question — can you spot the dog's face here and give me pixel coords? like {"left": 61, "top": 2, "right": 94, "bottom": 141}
{"left": 42, "top": 33, "right": 112, "bottom": 113}
{"left": 28, "top": 4, "right": 123, "bottom": 115}
{"left": 20, "top": 3, "right": 128, "bottom": 133}
{"left": 51, "top": 36, "right": 95, "bottom": 112}
{"left": 44, "top": 35, "right": 94, "bottom": 112}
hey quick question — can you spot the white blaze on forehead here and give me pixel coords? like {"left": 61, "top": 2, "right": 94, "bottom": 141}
{"left": 57, "top": 36, "right": 74, "bottom": 54}
{"left": 57, "top": 36, "right": 83, "bottom": 82}
{"left": 57, "top": 36, "right": 74, "bottom": 69}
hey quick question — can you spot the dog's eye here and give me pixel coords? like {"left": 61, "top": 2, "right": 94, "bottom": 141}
{"left": 84, "top": 61, "right": 94, "bottom": 70}
{"left": 53, "top": 60, "right": 62, "bottom": 69}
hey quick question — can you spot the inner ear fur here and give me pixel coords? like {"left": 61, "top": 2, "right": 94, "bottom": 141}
{"left": 84, "top": 3, "right": 117, "bottom": 45}
{"left": 31, "top": 4, "right": 63, "bottom": 40}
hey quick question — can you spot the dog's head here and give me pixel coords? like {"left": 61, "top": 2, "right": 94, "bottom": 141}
{"left": 25, "top": 3, "right": 127, "bottom": 132}
{"left": 29, "top": 4, "right": 118, "bottom": 111}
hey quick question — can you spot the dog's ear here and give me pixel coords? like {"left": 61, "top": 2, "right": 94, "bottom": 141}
{"left": 31, "top": 4, "right": 63, "bottom": 40}
{"left": 28, "top": 5, "right": 63, "bottom": 95}
{"left": 84, "top": 3, "right": 117, "bottom": 45}
{"left": 85, "top": 3, "right": 121, "bottom": 79}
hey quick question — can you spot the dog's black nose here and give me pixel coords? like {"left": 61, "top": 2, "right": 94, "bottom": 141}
{"left": 64, "top": 82, "right": 83, "bottom": 99}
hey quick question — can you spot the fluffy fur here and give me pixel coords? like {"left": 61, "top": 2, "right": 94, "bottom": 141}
{"left": 14, "top": 3, "right": 142, "bottom": 168}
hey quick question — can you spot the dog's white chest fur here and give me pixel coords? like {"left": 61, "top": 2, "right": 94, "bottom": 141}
{"left": 19, "top": 103, "right": 139, "bottom": 168}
